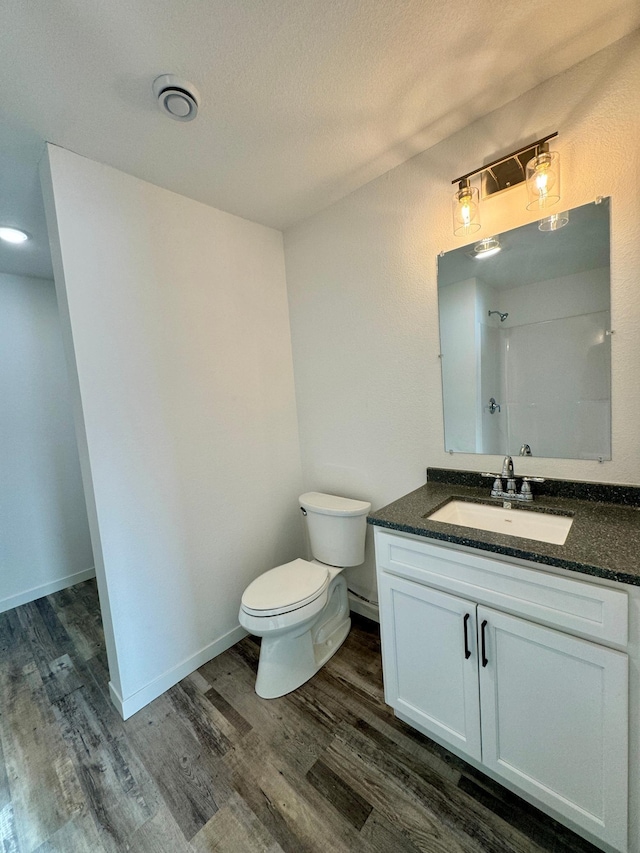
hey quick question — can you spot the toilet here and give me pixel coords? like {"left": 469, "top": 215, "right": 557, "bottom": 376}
{"left": 239, "top": 491, "right": 371, "bottom": 699}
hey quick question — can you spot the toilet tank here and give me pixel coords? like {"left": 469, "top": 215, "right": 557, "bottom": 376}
{"left": 299, "top": 492, "right": 371, "bottom": 567}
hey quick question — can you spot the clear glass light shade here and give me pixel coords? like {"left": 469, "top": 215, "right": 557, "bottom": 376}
{"left": 473, "top": 236, "right": 501, "bottom": 258}
{"left": 526, "top": 148, "right": 560, "bottom": 211}
{"left": 453, "top": 182, "right": 480, "bottom": 236}
{"left": 539, "top": 210, "right": 569, "bottom": 231}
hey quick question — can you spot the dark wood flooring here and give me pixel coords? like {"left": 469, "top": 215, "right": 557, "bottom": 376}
{"left": 0, "top": 580, "right": 601, "bottom": 853}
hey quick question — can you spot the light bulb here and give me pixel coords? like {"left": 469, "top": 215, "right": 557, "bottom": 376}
{"left": 458, "top": 191, "right": 476, "bottom": 228}
{"left": 526, "top": 144, "right": 560, "bottom": 211}
{"left": 460, "top": 198, "right": 472, "bottom": 226}
{"left": 452, "top": 180, "right": 480, "bottom": 236}
{"left": 536, "top": 169, "right": 548, "bottom": 195}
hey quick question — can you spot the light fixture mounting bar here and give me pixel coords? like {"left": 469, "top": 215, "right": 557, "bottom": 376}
{"left": 451, "top": 132, "right": 558, "bottom": 185}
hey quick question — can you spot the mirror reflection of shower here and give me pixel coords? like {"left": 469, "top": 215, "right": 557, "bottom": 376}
{"left": 488, "top": 310, "right": 509, "bottom": 322}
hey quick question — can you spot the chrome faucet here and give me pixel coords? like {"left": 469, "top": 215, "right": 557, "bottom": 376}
{"left": 502, "top": 455, "right": 516, "bottom": 496}
{"left": 481, "top": 455, "right": 545, "bottom": 504}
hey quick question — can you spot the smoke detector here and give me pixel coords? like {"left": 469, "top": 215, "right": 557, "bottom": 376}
{"left": 152, "top": 74, "right": 200, "bottom": 122}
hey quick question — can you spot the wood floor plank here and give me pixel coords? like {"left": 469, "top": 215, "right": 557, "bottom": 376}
{"left": 359, "top": 808, "right": 425, "bottom": 853}
{"left": 125, "top": 690, "right": 233, "bottom": 841}
{"left": 0, "top": 802, "right": 20, "bottom": 853}
{"left": 178, "top": 673, "right": 243, "bottom": 747}
{"left": 290, "top": 657, "right": 462, "bottom": 788}
{"left": 53, "top": 684, "right": 156, "bottom": 849}
{"left": 192, "top": 792, "right": 284, "bottom": 853}
{"left": 32, "top": 808, "right": 107, "bottom": 853}
{"left": 0, "top": 610, "right": 86, "bottom": 853}
{"left": 0, "top": 741, "right": 18, "bottom": 853}
{"left": 167, "top": 679, "right": 235, "bottom": 757}
{"left": 322, "top": 729, "right": 474, "bottom": 853}
{"left": 0, "top": 607, "right": 35, "bottom": 678}
{"left": 32, "top": 596, "right": 77, "bottom": 651}
{"left": 121, "top": 804, "right": 193, "bottom": 853}
{"left": 68, "top": 579, "right": 102, "bottom": 615}
{"left": 0, "top": 728, "right": 10, "bottom": 812}
{"left": 306, "top": 758, "right": 372, "bottom": 831}
{"left": 18, "top": 604, "right": 161, "bottom": 852}
{"left": 47, "top": 583, "right": 104, "bottom": 663}
{"left": 54, "top": 660, "right": 163, "bottom": 853}
{"left": 200, "top": 642, "right": 332, "bottom": 777}
{"left": 14, "top": 601, "right": 84, "bottom": 707}
{"left": 42, "top": 653, "right": 84, "bottom": 703}
{"left": 325, "top": 717, "right": 548, "bottom": 853}
{"left": 223, "top": 730, "right": 359, "bottom": 853}
{"left": 205, "top": 685, "right": 252, "bottom": 737}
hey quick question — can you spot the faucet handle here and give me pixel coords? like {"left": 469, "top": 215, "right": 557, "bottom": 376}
{"left": 481, "top": 472, "right": 503, "bottom": 497}
{"left": 520, "top": 477, "right": 545, "bottom": 502}
{"left": 519, "top": 480, "right": 533, "bottom": 501}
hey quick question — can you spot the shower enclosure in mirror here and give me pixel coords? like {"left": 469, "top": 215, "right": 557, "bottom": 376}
{"left": 437, "top": 197, "right": 611, "bottom": 460}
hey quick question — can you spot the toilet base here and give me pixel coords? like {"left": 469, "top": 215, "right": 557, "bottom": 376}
{"left": 255, "top": 574, "right": 351, "bottom": 699}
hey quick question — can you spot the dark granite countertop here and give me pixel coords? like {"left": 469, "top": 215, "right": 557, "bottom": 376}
{"left": 368, "top": 470, "right": 640, "bottom": 587}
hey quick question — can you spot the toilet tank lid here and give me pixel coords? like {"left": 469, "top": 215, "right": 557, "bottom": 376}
{"left": 299, "top": 492, "right": 371, "bottom": 517}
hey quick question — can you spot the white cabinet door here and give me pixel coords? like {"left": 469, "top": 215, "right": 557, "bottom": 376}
{"left": 478, "top": 606, "right": 628, "bottom": 852}
{"left": 378, "top": 574, "right": 481, "bottom": 761}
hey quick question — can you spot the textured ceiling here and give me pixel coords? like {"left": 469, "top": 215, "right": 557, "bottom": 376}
{"left": 0, "top": 0, "right": 639, "bottom": 279}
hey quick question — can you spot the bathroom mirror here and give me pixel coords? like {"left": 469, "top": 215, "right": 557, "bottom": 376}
{"left": 437, "top": 197, "right": 611, "bottom": 460}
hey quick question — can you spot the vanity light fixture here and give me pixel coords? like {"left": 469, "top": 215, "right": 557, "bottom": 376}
{"left": 473, "top": 236, "right": 501, "bottom": 258}
{"left": 0, "top": 226, "right": 29, "bottom": 244}
{"left": 451, "top": 132, "right": 560, "bottom": 237}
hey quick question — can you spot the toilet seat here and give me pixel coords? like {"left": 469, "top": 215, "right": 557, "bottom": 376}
{"left": 241, "top": 559, "right": 329, "bottom": 617}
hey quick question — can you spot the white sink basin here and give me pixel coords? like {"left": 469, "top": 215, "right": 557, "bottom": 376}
{"left": 426, "top": 499, "right": 573, "bottom": 546}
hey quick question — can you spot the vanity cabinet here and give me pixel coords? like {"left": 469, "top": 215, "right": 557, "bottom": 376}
{"left": 375, "top": 528, "right": 629, "bottom": 853}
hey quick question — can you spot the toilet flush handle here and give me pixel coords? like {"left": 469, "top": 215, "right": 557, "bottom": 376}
{"left": 300, "top": 507, "right": 307, "bottom": 516}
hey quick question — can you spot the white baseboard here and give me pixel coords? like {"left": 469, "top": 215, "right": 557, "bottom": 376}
{"left": 109, "top": 623, "right": 248, "bottom": 720}
{"left": 348, "top": 591, "right": 379, "bottom": 622}
{"left": 0, "top": 567, "right": 96, "bottom": 614}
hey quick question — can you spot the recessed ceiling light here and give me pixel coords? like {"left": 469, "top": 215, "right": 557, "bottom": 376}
{"left": 0, "top": 227, "right": 29, "bottom": 244}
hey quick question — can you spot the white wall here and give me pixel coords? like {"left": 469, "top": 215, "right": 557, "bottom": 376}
{"left": 41, "top": 145, "right": 304, "bottom": 718}
{"left": 284, "top": 30, "right": 640, "bottom": 605}
{"left": 0, "top": 273, "right": 93, "bottom": 612}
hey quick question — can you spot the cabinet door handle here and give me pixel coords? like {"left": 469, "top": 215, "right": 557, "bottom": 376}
{"left": 481, "top": 619, "right": 488, "bottom": 667}
{"left": 463, "top": 613, "right": 471, "bottom": 659}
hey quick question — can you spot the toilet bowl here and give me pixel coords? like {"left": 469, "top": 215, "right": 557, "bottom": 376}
{"left": 239, "top": 492, "right": 371, "bottom": 699}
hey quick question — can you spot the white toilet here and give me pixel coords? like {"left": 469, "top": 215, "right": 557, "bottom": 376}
{"left": 239, "top": 491, "right": 371, "bottom": 699}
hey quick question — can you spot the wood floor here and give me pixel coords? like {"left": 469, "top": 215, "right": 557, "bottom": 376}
{"left": 0, "top": 580, "right": 602, "bottom": 853}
